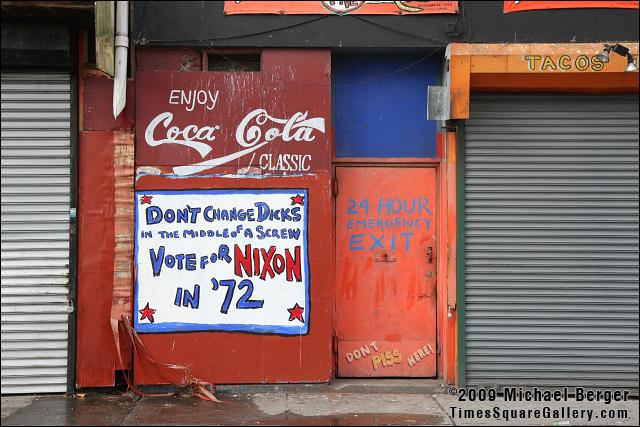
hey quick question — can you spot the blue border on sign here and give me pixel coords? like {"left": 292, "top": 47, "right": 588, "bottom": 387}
{"left": 133, "top": 188, "right": 310, "bottom": 336}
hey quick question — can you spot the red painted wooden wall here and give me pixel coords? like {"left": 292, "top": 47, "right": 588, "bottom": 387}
{"left": 76, "top": 48, "right": 333, "bottom": 386}
{"left": 76, "top": 75, "right": 135, "bottom": 387}
{"left": 133, "top": 48, "right": 333, "bottom": 384}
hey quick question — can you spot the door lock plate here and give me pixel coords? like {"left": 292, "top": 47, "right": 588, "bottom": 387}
{"left": 374, "top": 250, "right": 397, "bottom": 262}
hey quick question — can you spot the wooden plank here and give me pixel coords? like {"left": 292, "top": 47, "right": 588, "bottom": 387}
{"left": 95, "top": 1, "right": 115, "bottom": 77}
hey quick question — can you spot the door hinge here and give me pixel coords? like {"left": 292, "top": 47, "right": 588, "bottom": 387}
{"left": 332, "top": 176, "right": 339, "bottom": 197}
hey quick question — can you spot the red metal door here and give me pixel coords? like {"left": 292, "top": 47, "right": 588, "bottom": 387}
{"left": 335, "top": 167, "right": 437, "bottom": 377}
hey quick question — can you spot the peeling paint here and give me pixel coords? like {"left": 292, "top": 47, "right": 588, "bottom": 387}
{"left": 136, "top": 166, "right": 162, "bottom": 176}
{"left": 112, "top": 132, "right": 135, "bottom": 371}
{"left": 136, "top": 171, "right": 311, "bottom": 181}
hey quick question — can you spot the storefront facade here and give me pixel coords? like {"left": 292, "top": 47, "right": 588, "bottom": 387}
{"left": 447, "top": 42, "right": 639, "bottom": 388}
{"left": 1, "top": 1, "right": 637, "bottom": 394}
{"left": 128, "top": 43, "right": 452, "bottom": 385}
{"left": 79, "top": 0, "right": 461, "bottom": 388}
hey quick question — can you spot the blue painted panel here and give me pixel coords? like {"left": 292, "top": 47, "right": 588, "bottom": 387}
{"left": 333, "top": 54, "right": 442, "bottom": 158}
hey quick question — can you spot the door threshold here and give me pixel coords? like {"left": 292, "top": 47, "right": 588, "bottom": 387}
{"left": 331, "top": 378, "right": 447, "bottom": 394}
{"left": 215, "top": 379, "right": 448, "bottom": 395}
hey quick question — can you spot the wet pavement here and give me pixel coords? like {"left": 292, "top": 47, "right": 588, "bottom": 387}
{"left": 1, "top": 392, "right": 450, "bottom": 426}
{"left": 2, "top": 388, "right": 638, "bottom": 426}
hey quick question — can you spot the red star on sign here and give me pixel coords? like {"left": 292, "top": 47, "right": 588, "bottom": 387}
{"left": 290, "top": 194, "right": 305, "bottom": 206}
{"left": 287, "top": 303, "right": 305, "bottom": 323}
{"left": 140, "top": 195, "right": 153, "bottom": 205}
{"left": 139, "top": 303, "right": 156, "bottom": 323}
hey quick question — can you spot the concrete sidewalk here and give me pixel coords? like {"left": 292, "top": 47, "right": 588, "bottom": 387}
{"left": 2, "top": 381, "right": 638, "bottom": 426}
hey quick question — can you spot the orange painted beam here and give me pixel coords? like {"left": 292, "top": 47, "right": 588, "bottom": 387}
{"left": 436, "top": 133, "right": 447, "bottom": 380}
{"left": 448, "top": 45, "right": 470, "bottom": 119}
{"left": 445, "top": 132, "right": 457, "bottom": 311}
{"left": 472, "top": 72, "right": 639, "bottom": 93}
{"left": 445, "top": 130, "right": 458, "bottom": 384}
{"left": 451, "top": 42, "right": 639, "bottom": 57}
{"left": 448, "top": 42, "right": 640, "bottom": 119}
{"left": 433, "top": 131, "right": 459, "bottom": 384}
{"left": 332, "top": 157, "right": 440, "bottom": 164}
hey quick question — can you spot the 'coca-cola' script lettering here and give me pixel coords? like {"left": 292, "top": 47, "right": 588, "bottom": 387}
{"left": 170, "top": 109, "right": 325, "bottom": 176}
{"left": 145, "top": 112, "right": 221, "bottom": 158}
{"left": 235, "top": 109, "right": 325, "bottom": 147}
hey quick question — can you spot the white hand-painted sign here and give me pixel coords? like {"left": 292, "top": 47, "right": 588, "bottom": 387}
{"left": 134, "top": 189, "right": 310, "bottom": 335}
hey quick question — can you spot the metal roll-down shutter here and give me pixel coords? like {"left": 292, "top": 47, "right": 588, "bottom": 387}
{"left": 464, "top": 94, "right": 639, "bottom": 388}
{"left": 1, "top": 73, "right": 71, "bottom": 394}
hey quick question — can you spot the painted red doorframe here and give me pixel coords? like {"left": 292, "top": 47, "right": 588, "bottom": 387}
{"left": 332, "top": 132, "right": 458, "bottom": 384}
{"left": 335, "top": 166, "right": 438, "bottom": 377}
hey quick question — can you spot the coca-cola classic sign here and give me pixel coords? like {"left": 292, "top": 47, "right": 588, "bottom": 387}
{"left": 135, "top": 70, "right": 330, "bottom": 176}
